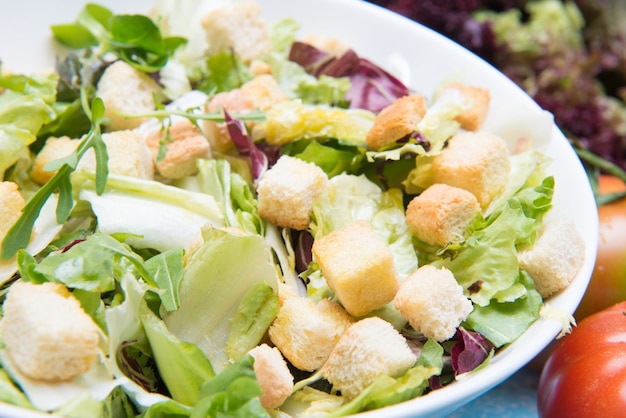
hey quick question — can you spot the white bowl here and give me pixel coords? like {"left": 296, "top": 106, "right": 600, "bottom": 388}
{"left": 0, "top": 0, "right": 597, "bottom": 417}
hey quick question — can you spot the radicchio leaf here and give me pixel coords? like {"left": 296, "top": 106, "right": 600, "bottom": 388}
{"left": 450, "top": 327, "right": 495, "bottom": 376}
{"left": 224, "top": 111, "right": 268, "bottom": 181}
{"left": 288, "top": 41, "right": 410, "bottom": 113}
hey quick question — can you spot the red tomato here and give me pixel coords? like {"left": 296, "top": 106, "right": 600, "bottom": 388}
{"left": 574, "top": 175, "right": 626, "bottom": 320}
{"left": 538, "top": 301, "right": 626, "bottom": 417}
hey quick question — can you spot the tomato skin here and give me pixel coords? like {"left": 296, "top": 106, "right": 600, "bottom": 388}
{"left": 538, "top": 301, "right": 626, "bottom": 418}
{"left": 574, "top": 175, "right": 626, "bottom": 320}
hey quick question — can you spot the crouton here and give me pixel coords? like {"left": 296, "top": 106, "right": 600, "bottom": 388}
{"left": 518, "top": 217, "right": 585, "bottom": 298}
{"left": 394, "top": 265, "right": 473, "bottom": 342}
{"left": 30, "top": 136, "right": 80, "bottom": 185}
{"left": 248, "top": 344, "right": 294, "bottom": 410}
{"left": 432, "top": 131, "right": 510, "bottom": 209}
{"left": 204, "top": 74, "right": 287, "bottom": 153}
{"left": 302, "top": 34, "right": 350, "bottom": 57}
{"left": 145, "top": 119, "right": 211, "bottom": 179}
{"left": 321, "top": 317, "right": 416, "bottom": 399}
{"left": 311, "top": 220, "right": 400, "bottom": 317}
{"left": 79, "top": 130, "right": 154, "bottom": 179}
{"left": 257, "top": 155, "right": 328, "bottom": 230}
{"left": 201, "top": 1, "right": 271, "bottom": 64}
{"left": 0, "top": 182, "right": 24, "bottom": 244}
{"left": 406, "top": 183, "right": 480, "bottom": 247}
{"left": 96, "top": 61, "right": 159, "bottom": 131}
{"left": 440, "top": 82, "right": 490, "bottom": 131}
{"left": 365, "top": 94, "right": 427, "bottom": 150}
{"left": 268, "top": 297, "right": 354, "bottom": 372}
{"left": 0, "top": 281, "right": 100, "bottom": 381}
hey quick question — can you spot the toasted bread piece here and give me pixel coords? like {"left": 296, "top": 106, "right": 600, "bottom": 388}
{"left": 79, "top": 130, "right": 154, "bottom": 179}
{"left": 257, "top": 155, "right": 328, "bottom": 230}
{"left": 201, "top": 1, "right": 271, "bottom": 63}
{"left": 0, "top": 281, "right": 100, "bottom": 381}
{"left": 365, "top": 94, "right": 427, "bottom": 150}
{"left": 0, "top": 182, "right": 24, "bottom": 244}
{"left": 321, "top": 317, "right": 416, "bottom": 399}
{"left": 441, "top": 82, "right": 490, "bottom": 131}
{"left": 96, "top": 61, "right": 158, "bottom": 131}
{"left": 145, "top": 119, "right": 211, "bottom": 179}
{"left": 204, "top": 74, "right": 287, "bottom": 153}
{"left": 394, "top": 265, "right": 473, "bottom": 341}
{"left": 406, "top": 183, "right": 480, "bottom": 246}
{"left": 518, "top": 217, "right": 585, "bottom": 298}
{"left": 268, "top": 297, "right": 354, "bottom": 372}
{"left": 432, "top": 131, "right": 510, "bottom": 209}
{"left": 312, "top": 220, "right": 400, "bottom": 317}
{"left": 248, "top": 344, "right": 294, "bottom": 409}
{"left": 30, "top": 136, "right": 79, "bottom": 185}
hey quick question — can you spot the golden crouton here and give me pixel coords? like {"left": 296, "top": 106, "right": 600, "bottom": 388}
{"left": 518, "top": 218, "right": 585, "bottom": 298}
{"left": 321, "top": 317, "right": 416, "bottom": 399}
{"left": 0, "top": 281, "right": 100, "bottom": 381}
{"left": 79, "top": 130, "right": 154, "bottom": 180}
{"left": 440, "top": 82, "right": 490, "bottom": 131}
{"left": 365, "top": 94, "right": 427, "bottom": 150}
{"left": 248, "top": 344, "right": 294, "bottom": 409}
{"left": 302, "top": 34, "right": 350, "bottom": 57}
{"left": 312, "top": 220, "right": 400, "bottom": 317}
{"left": 96, "top": 61, "right": 159, "bottom": 131}
{"left": 406, "top": 183, "right": 480, "bottom": 247}
{"left": 432, "top": 131, "right": 510, "bottom": 209}
{"left": 268, "top": 297, "right": 354, "bottom": 372}
{"left": 204, "top": 75, "right": 287, "bottom": 153}
{"left": 257, "top": 155, "right": 328, "bottom": 230}
{"left": 145, "top": 119, "right": 211, "bottom": 179}
{"left": 0, "top": 182, "right": 24, "bottom": 244}
{"left": 201, "top": 1, "right": 271, "bottom": 63}
{"left": 30, "top": 136, "right": 80, "bottom": 185}
{"left": 394, "top": 265, "right": 473, "bottom": 342}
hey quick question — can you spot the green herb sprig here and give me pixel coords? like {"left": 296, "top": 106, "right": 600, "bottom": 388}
{"left": 51, "top": 4, "right": 186, "bottom": 73}
{"left": 1, "top": 91, "right": 108, "bottom": 260}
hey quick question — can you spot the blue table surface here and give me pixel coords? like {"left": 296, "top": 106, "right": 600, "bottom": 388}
{"left": 444, "top": 366, "right": 541, "bottom": 418}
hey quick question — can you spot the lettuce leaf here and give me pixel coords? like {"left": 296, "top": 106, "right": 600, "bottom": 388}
{"left": 164, "top": 228, "right": 280, "bottom": 373}
{"left": 74, "top": 172, "right": 223, "bottom": 252}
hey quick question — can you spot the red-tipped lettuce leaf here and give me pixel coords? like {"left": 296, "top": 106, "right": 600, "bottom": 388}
{"left": 289, "top": 41, "right": 409, "bottom": 112}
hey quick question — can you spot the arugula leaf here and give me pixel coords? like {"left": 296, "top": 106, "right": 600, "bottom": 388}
{"left": 51, "top": 4, "right": 186, "bottom": 73}
{"left": 1, "top": 95, "right": 108, "bottom": 261}
{"left": 145, "top": 248, "right": 184, "bottom": 312}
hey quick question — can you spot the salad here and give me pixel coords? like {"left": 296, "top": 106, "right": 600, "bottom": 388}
{"left": 0, "top": 0, "right": 586, "bottom": 417}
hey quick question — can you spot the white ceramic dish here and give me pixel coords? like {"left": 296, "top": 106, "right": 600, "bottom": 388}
{"left": 0, "top": 0, "right": 598, "bottom": 417}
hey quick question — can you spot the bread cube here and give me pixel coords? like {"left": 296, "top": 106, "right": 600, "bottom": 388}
{"left": 518, "top": 218, "right": 585, "bottom": 298}
{"left": 0, "top": 281, "right": 100, "bottom": 381}
{"left": 312, "top": 220, "right": 400, "bottom": 317}
{"left": 79, "top": 130, "right": 154, "bottom": 179}
{"left": 440, "top": 82, "right": 490, "bottom": 131}
{"left": 268, "top": 297, "right": 354, "bottom": 372}
{"left": 201, "top": 1, "right": 271, "bottom": 64}
{"left": 0, "top": 182, "right": 25, "bottom": 243}
{"left": 257, "top": 155, "right": 328, "bottom": 230}
{"left": 432, "top": 131, "right": 510, "bottom": 209}
{"left": 406, "top": 183, "right": 480, "bottom": 247}
{"left": 321, "top": 317, "right": 416, "bottom": 399}
{"left": 30, "top": 136, "right": 79, "bottom": 185}
{"left": 204, "top": 75, "right": 287, "bottom": 153}
{"left": 365, "top": 94, "right": 427, "bottom": 150}
{"left": 248, "top": 344, "right": 294, "bottom": 409}
{"left": 96, "top": 60, "right": 159, "bottom": 131}
{"left": 394, "top": 265, "right": 473, "bottom": 341}
{"left": 145, "top": 119, "right": 211, "bottom": 179}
